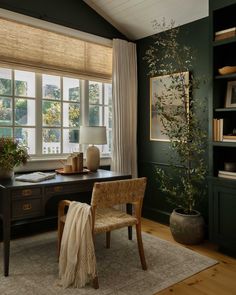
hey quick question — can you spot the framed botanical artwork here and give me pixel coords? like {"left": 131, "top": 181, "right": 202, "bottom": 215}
{"left": 225, "top": 80, "right": 236, "bottom": 107}
{"left": 150, "top": 71, "right": 189, "bottom": 141}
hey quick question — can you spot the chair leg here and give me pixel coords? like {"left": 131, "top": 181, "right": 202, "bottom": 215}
{"left": 106, "top": 231, "right": 111, "bottom": 249}
{"left": 58, "top": 221, "right": 64, "bottom": 258}
{"left": 128, "top": 226, "right": 132, "bottom": 240}
{"left": 92, "top": 276, "right": 99, "bottom": 289}
{"left": 135, "top": 223, "right": 147, "bottom": 270}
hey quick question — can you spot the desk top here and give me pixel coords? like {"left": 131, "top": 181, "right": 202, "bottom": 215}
{"left": 0, "top": 169, "right": 131, "bottom": 189}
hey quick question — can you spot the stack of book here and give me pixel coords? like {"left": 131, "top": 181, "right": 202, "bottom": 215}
{"left": 213, "top": 118, "right": 223, "bottom": 141}
{"left": 215, "top": 27, "right": 236, "bottom": 41}
{"left": 222, "top": 135, "right": 236, "bottom": 142}
{"left": 218, "top": 170, "right": 236, "bottom": 179}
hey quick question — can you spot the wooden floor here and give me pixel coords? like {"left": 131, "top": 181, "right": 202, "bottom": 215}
{"left": 141, "top": 218, "right": 236, "bottom": 295}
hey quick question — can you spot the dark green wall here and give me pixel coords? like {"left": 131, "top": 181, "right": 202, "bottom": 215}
{"left": 137, "top": 17, "right": 211, "bottom": 224}
{"left": 0, "top": 0, "right": 125, "bottom": 39}
{"left": 210, "top": 0, "right": 236, "bottom": 10}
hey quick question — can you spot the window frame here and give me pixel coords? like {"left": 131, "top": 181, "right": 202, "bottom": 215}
{"left": 0, "top": 66, "right": 112, "bottom": 163}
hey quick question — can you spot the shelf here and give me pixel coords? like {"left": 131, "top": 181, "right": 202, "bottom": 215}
{"left": 213, "top": 141, "right": 236, "bottom": 147}
{"left": 215, "top": 107, "right": 236, "bottom": 112}
{"left": 209, "top": 176, "right": 236, "bottom": 183}
{"left": 215, "top": 73, "right": 236, "bottom": 79}
{"left": 213, "top": 36, "right": 236, "bottom": 47}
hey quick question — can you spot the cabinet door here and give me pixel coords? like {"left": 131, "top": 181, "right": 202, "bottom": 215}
{"left": 213, "top": 184, "right": 236, "bottom": 251}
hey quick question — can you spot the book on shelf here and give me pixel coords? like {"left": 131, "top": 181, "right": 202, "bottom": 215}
{"left": 215, "top": 27, "right": 236, "bottom": 41}
{"left": 218, "top": 173, "right": 236, "bottom": 180}
{"left": 15, "top": 171, "right": 56, "bottom": 183}
{"left": 218, "top": 170, "right": 236, "bottom": 176}
{"left": 222, "top": 135, "right": 236, "bottom": 142}
{"left": 218, "top": 170, "right": 236, "bottom": 179}
{"left": 213, "top": 118, "right": 223, "bottom": 141}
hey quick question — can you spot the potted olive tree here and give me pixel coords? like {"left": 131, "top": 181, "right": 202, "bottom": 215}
{"left": 145, "top": 21, "right": 207, "bottom": 244}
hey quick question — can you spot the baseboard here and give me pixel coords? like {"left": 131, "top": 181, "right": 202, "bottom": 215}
{"left": 142, "top": 206, "right": 170, "bottom": 225}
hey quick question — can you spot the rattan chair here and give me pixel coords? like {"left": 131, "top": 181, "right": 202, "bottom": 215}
{"left": 58, "top": 177, "right": 147, "bottom": 288}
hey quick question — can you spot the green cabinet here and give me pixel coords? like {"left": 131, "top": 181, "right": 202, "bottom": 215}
{"left": 210, "top": 179, "right": 236, "bottom": 254}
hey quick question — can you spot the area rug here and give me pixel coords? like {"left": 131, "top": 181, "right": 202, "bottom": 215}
{"left": 0, "top": 229, "right": 217, "bottom": 295}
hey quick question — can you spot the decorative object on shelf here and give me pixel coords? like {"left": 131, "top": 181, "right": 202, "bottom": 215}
{"left": 0, "top": 137, "right": 29, "bottom": 179}
{"left": 150, "top": 72, "right": 189, "bottom": 141}
{"left": 225, "top": 80, "right": 236, "bottom": 107}
{"left": 215, "top": 27, "right": 236, "bottom": 41}
{"left": 144, "top": 20, "right": 207, "bottom": 245}
{"left": 224, "top": 162, "right": 236, "bottom": 172}
{"left": 218, "top": 66, "right": 236, "bottom": 75}
{"left": 79, "top": 126, "right": 107, "bottom": 172}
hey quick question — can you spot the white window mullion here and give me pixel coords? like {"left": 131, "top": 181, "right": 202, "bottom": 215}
{"left": 12, "top": 69, "right": 15, "bottom": 137}
{"left": 36, "top": 73, "right": 42, "bottom": 156}
{"left": 81, "top": 80, "right": 89, "bottom": 126}
{"left": 80, "top": 79, "right": 89, "bottom": 153}
{"left": 61, "top": 76, "right": 64, "bottom": 154}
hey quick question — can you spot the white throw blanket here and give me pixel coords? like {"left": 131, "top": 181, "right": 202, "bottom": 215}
{"left": 59, "top": 201, "right": 97, "bottom": 288}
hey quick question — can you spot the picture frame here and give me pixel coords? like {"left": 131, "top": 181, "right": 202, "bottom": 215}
{"left": 150, "top": 71, "right": 189, "bottom": 141}
{"left": 225, "top": 80, "right": 236, "bottom": 108}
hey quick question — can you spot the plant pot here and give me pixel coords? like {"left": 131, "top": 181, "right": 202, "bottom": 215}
{"left": 169, "top": 208, "right": 205, "bottom": 245}
{"left": 0, "top": 169, "right": 14, "bottom": 179}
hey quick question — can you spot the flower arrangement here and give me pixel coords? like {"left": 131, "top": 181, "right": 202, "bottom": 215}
{"left": 0, "top": 137, "right": 29, "bottom": 171}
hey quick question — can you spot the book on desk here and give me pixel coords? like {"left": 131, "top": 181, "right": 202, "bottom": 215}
{"left": 15, "top": 172, "right": 56, "bottom": 183}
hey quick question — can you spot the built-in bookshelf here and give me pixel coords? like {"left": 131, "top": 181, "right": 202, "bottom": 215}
{"left": 212, "top": 3, "right": 236, "bottom": 176}
{"left": 209, "top": 0, "right": 236, "bottom": 255}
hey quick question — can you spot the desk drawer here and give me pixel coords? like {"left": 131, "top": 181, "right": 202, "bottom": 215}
{"left": 11, "top": 188, "right": 41, "bottom": 198}
{"left": 12, "top": 197, "right": 43, "bottom": 220}
{"left": 45, "top": 183, "right": 92, "bottom": 195}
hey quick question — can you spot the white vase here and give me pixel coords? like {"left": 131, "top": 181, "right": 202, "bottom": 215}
{"left": 0, "top": 169, "right": 14, "bottom": 179}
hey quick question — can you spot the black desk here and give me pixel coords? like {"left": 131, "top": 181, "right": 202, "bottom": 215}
{"left": 0, "top": 169, "right": 131, "bottom": 276}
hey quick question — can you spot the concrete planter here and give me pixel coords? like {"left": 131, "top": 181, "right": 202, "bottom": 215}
{"left": 0, "top": 169, "right": 14, "bottom": 179}
{"left": 170, "top": 208, "right": 205, "bottom": 245}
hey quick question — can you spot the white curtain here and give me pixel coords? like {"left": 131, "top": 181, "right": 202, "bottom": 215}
{"left": 111, "top": 39, "right": 137, "bottom": 177}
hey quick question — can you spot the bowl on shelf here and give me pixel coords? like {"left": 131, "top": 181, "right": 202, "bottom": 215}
{"left": 224, "top": 162, "right": 236, "bottom": 172}
{"left": 218, "top": 66, "right": 236, "bottom": 75}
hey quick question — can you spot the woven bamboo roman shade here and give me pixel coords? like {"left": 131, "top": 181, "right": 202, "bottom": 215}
{"left": 0, "top": 17, "right": 112, "bottom": 80}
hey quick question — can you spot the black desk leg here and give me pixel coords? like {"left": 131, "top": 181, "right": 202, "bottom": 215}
{"left": 126, "top": 204, "right": 132, "bottom": 240}
{"left": 3, "top": 219, "right": 10, "bottom": 276}
{"left": 3, "top": 192, "right": 11, "bottom": 276}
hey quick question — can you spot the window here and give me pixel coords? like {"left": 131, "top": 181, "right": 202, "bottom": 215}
{"left": 88, "top": 81, "right": 112, "bottom": 154}
{"left": 0, "top": 67, "right": 112, "bottom": 158}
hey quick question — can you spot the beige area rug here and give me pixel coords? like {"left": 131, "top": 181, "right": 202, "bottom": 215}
{"left": 0, "top": 229, "right": 217, "bottom": 295}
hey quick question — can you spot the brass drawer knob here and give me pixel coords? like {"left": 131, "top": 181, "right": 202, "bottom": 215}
{"left": 22, "top": 203, "right": 32, "bottom": 211}
{"left": 22, "top": 189, "right": 32, "bottom": 196}
{"left": 54, "top": 186, "right": 62, "bottom": 192}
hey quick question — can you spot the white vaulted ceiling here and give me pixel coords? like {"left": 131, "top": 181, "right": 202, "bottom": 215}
{"left": 83, "top": 0, "right": 208, "bottom": 40}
